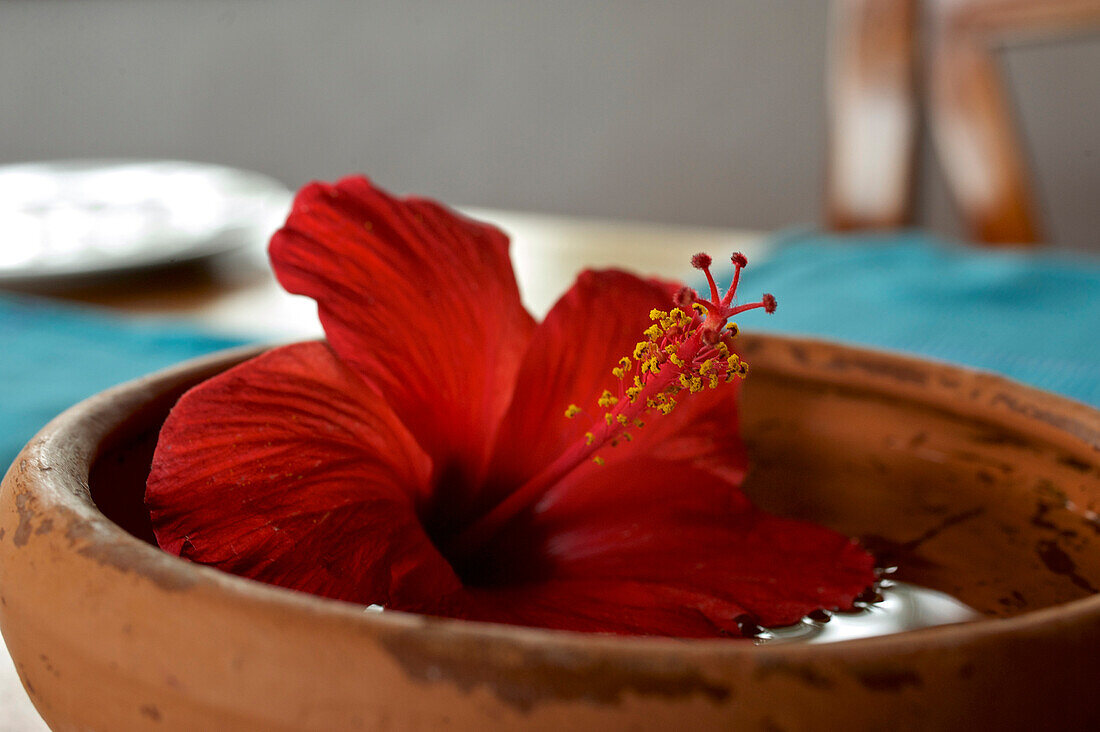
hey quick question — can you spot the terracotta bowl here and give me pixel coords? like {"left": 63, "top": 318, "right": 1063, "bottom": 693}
{"left": 2, "top": 335, "right": 1100, "bottom": 730}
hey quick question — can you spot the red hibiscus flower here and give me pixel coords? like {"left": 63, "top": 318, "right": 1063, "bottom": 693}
{"left": 145, "top": 176, "right": 874, "bottom": 637}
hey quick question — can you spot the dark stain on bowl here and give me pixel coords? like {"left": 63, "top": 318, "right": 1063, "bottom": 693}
{"left": 850, "top": 665, "right": 923, "bottom": 693}
{"left": 752, "top": 659, "right": 835, "bottom": 690}
{"left": 376, "top": 626, "right": 734, "bottom": 712}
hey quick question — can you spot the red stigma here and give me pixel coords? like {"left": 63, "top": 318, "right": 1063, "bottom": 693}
{"left": 691, "top": 253, "right": 712, "bottom": 270}
{"left": 688, "top": 250, "right": 776, "bottom": 321}
{"left": 673, "top": 286, "right": 697, "bottom": 307}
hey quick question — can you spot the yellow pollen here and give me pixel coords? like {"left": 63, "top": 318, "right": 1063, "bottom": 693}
{"left": 569, "top": 282, "right": 765, "bottom": 467}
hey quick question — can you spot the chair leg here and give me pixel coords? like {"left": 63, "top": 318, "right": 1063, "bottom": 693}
{"left": 825, "top": 0, "right": 920, "bottom": 232}
{"left": 927, "top": 5, "right": 1044, "bottom": 245}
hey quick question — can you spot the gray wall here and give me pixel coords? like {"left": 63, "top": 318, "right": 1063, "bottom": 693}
{"left": 1, "top": 1, "right": 1097, "bottom": 249}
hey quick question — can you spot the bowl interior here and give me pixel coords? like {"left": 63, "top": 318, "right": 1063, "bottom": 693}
{"left": 87, "top": 338, "right": 1100, "bottom": 621}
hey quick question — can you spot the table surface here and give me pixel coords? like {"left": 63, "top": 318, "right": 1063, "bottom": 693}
{"left": 0, "top": 206, "right": 764, "bottom": 730}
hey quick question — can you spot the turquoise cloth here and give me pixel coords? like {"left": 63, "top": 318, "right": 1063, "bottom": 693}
{"left": 4, "top": 231, "right": 1098, "bottom": 472}
{"left": 0, "top": 294, "right": 250, "bottom": 469}
{"left": 725, "top": 231, "right": 1100, "bottom": 407}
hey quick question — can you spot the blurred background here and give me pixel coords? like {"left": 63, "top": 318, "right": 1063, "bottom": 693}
{"left": 1, "top": 0, "right": 1097, "bottom": 249}
{"left": 1, "top": 3, "right": 1099, "bottom": 727}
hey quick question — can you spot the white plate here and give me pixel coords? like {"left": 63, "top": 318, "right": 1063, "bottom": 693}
{"left": 0, "top": 159, "right": 291, "bottom": 283}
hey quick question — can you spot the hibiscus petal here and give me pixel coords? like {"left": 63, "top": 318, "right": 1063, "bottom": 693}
{"left": 145, "top": 342, "right": 463, "bottom": 607}
{"left": 464, "top": 513, "right": 872, "bottom": 636}
{"left": 479, "top": 269, "right": 680, "bottom": 513}
{"left": 269, "top": 177, "right": 536, "bottom": 487}
{"left": 467, "top": 579, "right": 755, "bottom": 637}
{"left": 465, "top": 385, "right": 874, "bottom": 634}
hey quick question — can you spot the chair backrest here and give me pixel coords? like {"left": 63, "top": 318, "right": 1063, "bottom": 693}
{"left": 825, "top": 0, "right": 1100, "bottom": 245}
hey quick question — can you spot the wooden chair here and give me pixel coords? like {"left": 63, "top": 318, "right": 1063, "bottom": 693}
{"left": 825, "top": 0, "right": 1100, "bottom": 245}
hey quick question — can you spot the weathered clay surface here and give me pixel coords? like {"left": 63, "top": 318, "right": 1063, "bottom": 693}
{"left": 2, "top": 336, "right": 1099, "bottom": 730}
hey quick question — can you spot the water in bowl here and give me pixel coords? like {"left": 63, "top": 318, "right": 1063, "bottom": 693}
{"left": 362, "top": 568, "right": 981, "bottom": 642}
{"left": 752, "top": 571, "right": 980, "bottom": 644}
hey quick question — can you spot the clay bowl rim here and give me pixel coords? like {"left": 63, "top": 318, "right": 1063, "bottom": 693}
{"left": 8, "top": 334, "right": 1100, "bottom": 665}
